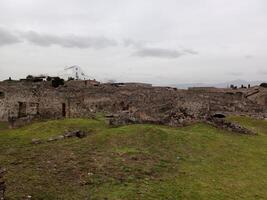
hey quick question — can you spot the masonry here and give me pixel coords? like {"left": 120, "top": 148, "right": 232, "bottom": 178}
{"left": 0, "top": 80, "right": 266, "bottom": 127}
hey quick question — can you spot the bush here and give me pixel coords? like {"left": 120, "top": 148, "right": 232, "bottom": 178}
{"left": 260, "top": 83, "right": 267, "bottom": 88}
{"left": 52, "top": 77, "right": 64, "bottom": 88}
{"left": 26, "top": 75, "right": 34, "bottom": 80}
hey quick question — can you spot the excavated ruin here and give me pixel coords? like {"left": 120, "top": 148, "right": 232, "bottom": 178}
{"left": 0, "top": 80, "right": 266, "bottom": 197}
{"left": 0, "top": 80, "right": 266, "bottom": 131}
{"left": 207, "top": 117, "right": 256, "bottom": 135}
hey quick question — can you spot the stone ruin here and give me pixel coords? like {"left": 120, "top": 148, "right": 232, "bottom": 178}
{"left": 0, "top": 79, "right": 266, "bottom": 132}
{"left": 0, "top": 168, "right": 5, "bottom": 200}
{"left": 0, "top": 79, "right": 265, "bottom": 199}
{"left": 206, "top": 116, "right": 256, "bottom": 135}
{"left": 32, "top": 129, "right": 91, "bottom": 144}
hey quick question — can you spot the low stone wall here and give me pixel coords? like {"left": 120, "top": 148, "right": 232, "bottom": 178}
{"left": 8, "top": 115, "right": 41, "bottom": 128}
{"left": 107, "top": 112, "right": 257, "bottom": 135}
{"left": 207, "top": 117, "right": 256, "bottom": 135}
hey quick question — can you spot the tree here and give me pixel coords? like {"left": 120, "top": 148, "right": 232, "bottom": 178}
{"left": 52, "top": 77, "right": 64, "bottom": 88}
{"left": 68, "top": 77, "right": 75, "bottom": 81}
{"left": 260, "top": 83, "right": 267, "bottom": 88}
{"left": 26, "top": 75, "right": 33, "bottom": 80}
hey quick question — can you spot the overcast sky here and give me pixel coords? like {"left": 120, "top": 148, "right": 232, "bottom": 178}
{"left": 0, "top": 0, "right": 266, "bottom": 85}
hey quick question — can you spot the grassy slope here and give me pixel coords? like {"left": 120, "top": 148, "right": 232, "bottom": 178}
{"left": 0, "top": 116, "right": 266, "bottom": 200}
{"left": 0, "top": 121, "right": 8, "bottom": 131}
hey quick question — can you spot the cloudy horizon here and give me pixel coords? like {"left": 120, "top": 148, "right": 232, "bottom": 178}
{"left": 0, "top": 0, "right": 266, "bottom": 85}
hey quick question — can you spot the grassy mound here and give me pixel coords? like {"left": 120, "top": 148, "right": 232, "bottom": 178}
{"left": 0, "top": 116, "right": 267, "bottom": 199}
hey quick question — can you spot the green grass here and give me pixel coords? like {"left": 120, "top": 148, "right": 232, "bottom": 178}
{"left": 0, "top": 116, "right": 267, "bottom": 199}
{"left": 0, "top": 121, "right": 8, "bottom": 131}
{"left": 227, "top": 116, "right": 267, "bottom": 135}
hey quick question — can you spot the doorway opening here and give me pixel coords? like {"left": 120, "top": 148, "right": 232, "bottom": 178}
{"left": 18, "top": 102, "right": 27, "bottom": 118}
{"left": 62, "top": 103, "right": 66, "bottom": 117}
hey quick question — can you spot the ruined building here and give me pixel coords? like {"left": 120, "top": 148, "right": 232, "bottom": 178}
{"left": 0, "top": 79, "right": 266, "bottom": 127}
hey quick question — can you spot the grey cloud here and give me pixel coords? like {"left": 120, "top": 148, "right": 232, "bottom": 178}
{"left": 22, "top": 31, "right": 118, "bottom": 49}
{"left": 227, "top": 72, "right": 243, "bottom": 76}
{"left": 183, "top": 48, "right": 198, "bottom": 55}
{"left": 0, "top": 27, "right": 21, "bottom": 46}
{"left": 244, "top": 55, "right": 254, "bottom": 59}
{"left": 133, "top": 48, "right": 198, "bottom": 58}
{"left": 123, "top": 39, "right": 146, "bottom": 48}
{"left": 258, "top": 70, "right": 267, "bottom": 75}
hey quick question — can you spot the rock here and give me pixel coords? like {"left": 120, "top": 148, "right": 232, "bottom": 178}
{"left": 47, "top": 135, "right": 64, "bottom": 142}
{"left": 56, "top": 135, "right": 64, "bottom": 140}
{"left": 0, "top": 169, "right": 6, "bottom": 175}
{"left": 75, "top": 131, "right": 87, "bottom": 138}
{"left": 64, "top": 130, "right": 79, "bottom": 138}
{"left": 31, "top": 138, "right": 42, "bottom": 144}
{"left": 47, "top": 137, "right": 57, "bottom": 142}
{"left": 64, "top": 130, "right": 90, "bottom": 138}
{"left": 209, "top": 117, "right": 256, "bottom": 135}
{"left": 87, "top": 172, "right": 94, "bottom": 176}
{"left": 33, "top": 131, "right": 90, "bottom": 144}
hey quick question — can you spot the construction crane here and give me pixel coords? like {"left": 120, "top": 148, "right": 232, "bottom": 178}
{"left": 62, "top": 65, "right": 89, "bottom": 80}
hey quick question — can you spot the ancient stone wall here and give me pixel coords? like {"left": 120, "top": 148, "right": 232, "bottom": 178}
{"left": 0, "top": 81, "right": 266, "bottom": 126}
{"left": 245, "top": 87, "right": 267, "bottom": 107}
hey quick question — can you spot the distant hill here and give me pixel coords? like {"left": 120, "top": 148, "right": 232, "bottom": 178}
{"left": 171, "top": 80, "right": 264, "bottom": 89}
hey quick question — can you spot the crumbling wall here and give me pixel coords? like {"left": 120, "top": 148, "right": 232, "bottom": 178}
{"left": 207, "top": 117, "right": 256, "bottom": 135}
{"left": 0, "top": 86, "right": 40, "bottom": 120}
{"left": 0, "top": 81, "right": 266, "bottom": 126}
{"left": 237, "top": 86, "right": 267, "bottom": 108}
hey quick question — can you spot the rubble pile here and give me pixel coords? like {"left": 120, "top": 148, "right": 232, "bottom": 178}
{"left": 106, "top": 112, "right": 257, "bottom": 135}
{"left": 106, "top": 112, "right": 164, "bottom": 127}
{"left": 63, "top": 130, "right": 89, "bottom": 138}
{"left": 32, "top": 130, "right": 91, "bottom": 144}
{"left": 208, "top": 117, "right": 256, "bottom": 135}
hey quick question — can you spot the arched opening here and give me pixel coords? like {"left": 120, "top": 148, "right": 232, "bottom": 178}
{"left": 0, "top": 91, "right": 4, "bottom": 99}
{"left": 213, "top": 113, "right": 226, "bottom": 118}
